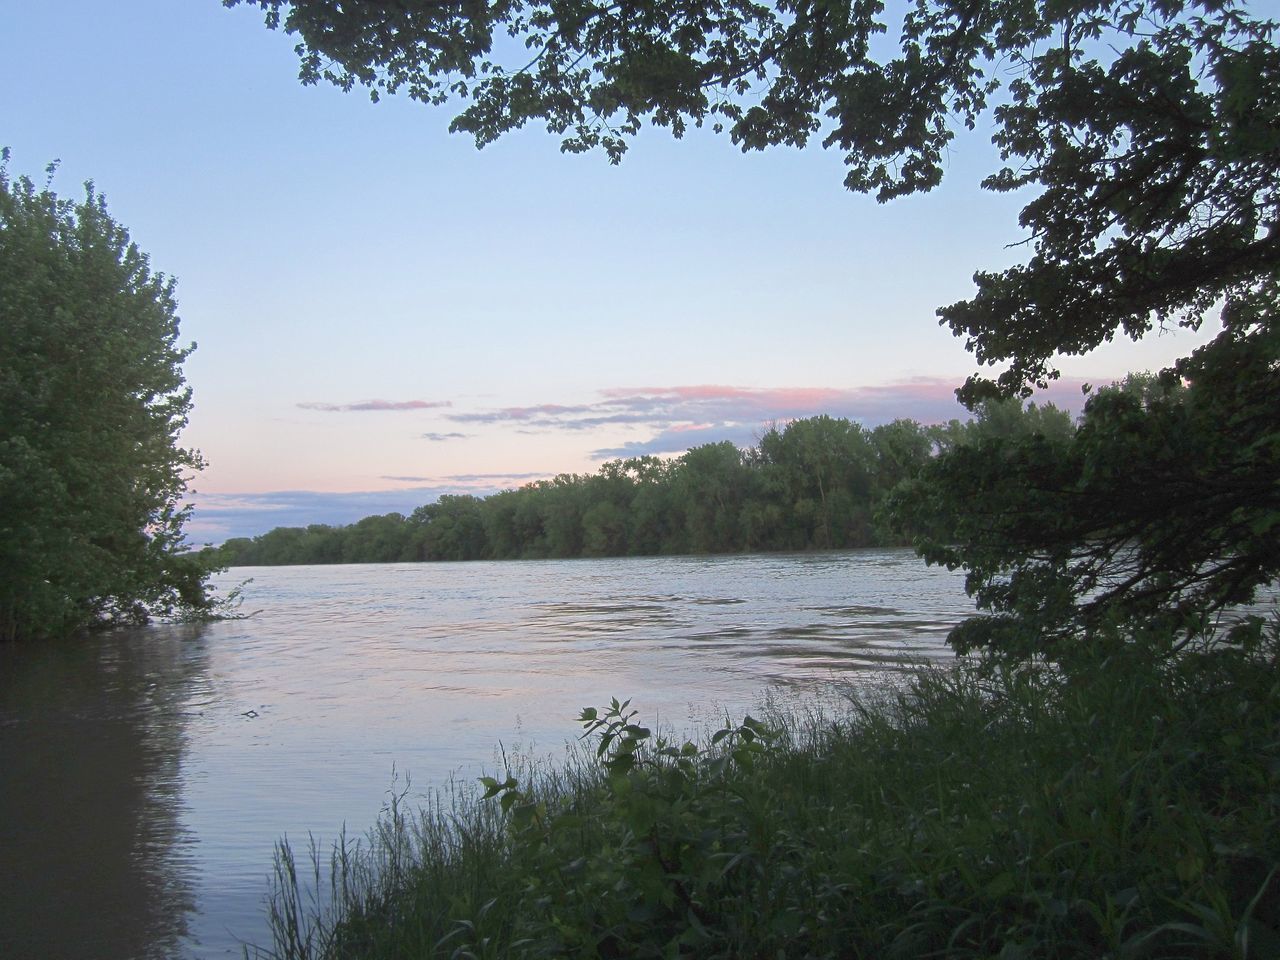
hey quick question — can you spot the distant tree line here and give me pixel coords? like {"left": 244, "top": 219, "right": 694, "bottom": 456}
{"left": 213, "top": 405, "right": 1075, "bottom": 567}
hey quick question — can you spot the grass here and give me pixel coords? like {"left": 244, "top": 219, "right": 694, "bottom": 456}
{"left": 253, "top": 625, "right": 1280, "bottom": 959}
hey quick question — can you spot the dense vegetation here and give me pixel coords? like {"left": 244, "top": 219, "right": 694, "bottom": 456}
{"left": 229, "top": 0, "right": 1279, "bottom": 662}
{"left": 893, "top": 367, "right": 1280, "bottom": 665}
{"left": 263, "top": 631, "right": 1280, "bottom": 960}
{"left": 0, "top": 154, "right": 216, "bottom": 642}
{"left": 226, "top": 2, "right": 1277, "bottom": 956}
{"left": 214, "top": 405, "right": 1070, "bottom": 567}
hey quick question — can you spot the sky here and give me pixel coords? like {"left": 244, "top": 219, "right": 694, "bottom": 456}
{"left": 1, "top": 1, "right": 1223, "bottom": 543}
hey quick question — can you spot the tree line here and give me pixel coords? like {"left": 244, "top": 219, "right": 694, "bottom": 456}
{"left": 226, "top": 0, "right": 1279, "bottom": 670}
{"left": 212, "top": 404, "right": 1075, "bottom": 567}
{"left": 9, "top": 0, "right": 1273, "bottom": 679}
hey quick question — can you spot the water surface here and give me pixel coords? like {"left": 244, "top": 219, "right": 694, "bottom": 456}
{"left": 0, "top": 550, "right": 970, "bottom": 958}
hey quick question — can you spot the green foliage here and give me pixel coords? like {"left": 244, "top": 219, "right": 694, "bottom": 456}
{"left": 0, "top": 154, "right": 216, "bottom": 641}
{"left": 890, "top": 364, "right": 1280, "bottom": 665}
{"left": 215, "top": 414, "right": 940, "bottom": 567}
{"left": 472, "top": 698, "right": 785, "bottom": 958}
{"left": 260, "top": 621, "right": 1280, "bottom": 960}
{"left": 758, "top": 414, "right": 876, "bottom": 550}
{"left": 227, "top": 0, "right": 1280, "bottom": 668}
{"left": 226, "top": 0, "right": 1279, "bottom": 399}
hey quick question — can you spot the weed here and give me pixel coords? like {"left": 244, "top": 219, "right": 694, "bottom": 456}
{"left": 256, "top": 623, "right": 1280, "bottom": 959}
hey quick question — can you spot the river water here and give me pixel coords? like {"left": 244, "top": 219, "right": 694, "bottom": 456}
{"left": 0, "top": 550, "right": 971, "bottom": 959}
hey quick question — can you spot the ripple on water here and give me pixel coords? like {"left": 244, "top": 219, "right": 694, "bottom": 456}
{"left": 1, "top": 550, "right": 973, "bottom": 960}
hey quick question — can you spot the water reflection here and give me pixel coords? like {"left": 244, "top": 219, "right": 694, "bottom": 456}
{"left": 0, "top": 625, "right": 209, "bottom": 960}
{"left": 0, "top": 550, "right": 974, "bottom": 958}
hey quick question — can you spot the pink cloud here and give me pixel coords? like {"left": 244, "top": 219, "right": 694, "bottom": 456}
{"left": 582, "top": 378, "right": 1096, "bottom": 459}
{"left": 603, "top": 385, "right": 848, "bottom": 406}
{"left": 449, "top": 379, "right": 1095, "bottom": 437}
{"left": 668, "top": 422, "right": 718, "bottom": 433}
{"left": 449, "top": 403, "right": 594, "bottom": 424}
{"left": 298, "top": 399, "right": 452, "bottom": 412}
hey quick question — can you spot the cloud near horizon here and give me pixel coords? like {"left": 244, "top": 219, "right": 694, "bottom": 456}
{"left": 190, "top": 379, "right": 1098, "bottom": 544}
{"left": 449, "top": 379, "right": 1094, "bottom": 458}
{"left": 442, "top": 471, "right": 549, "bottom": 483}
{"left": 298, "top": 399, "right": 452, "bottom": 412}
{"left": 190, "top": 486, "right": 487, "bottom": 545}
{"left": 592, "top": 423, "right": 767, "bottom": 459}
{"left": 187, "top": 471, "right": 559, "bottom": 544}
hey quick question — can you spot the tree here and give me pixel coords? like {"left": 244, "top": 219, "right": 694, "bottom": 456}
{"left": 227, "top": 0, "right": 1279, "bottom": 658}
{"left": 758, "top": 416, "right": 874, "bottom": 549}
{"left": 0, "top": 156, "right": 214, "bottom": 641}
{"left": 617, "top": 456, "right": 678, "bottom": 555}
{"left": 890, "top": 353, "right": 1280, "bottom": 665}
{"left": 866, "top": 419, "right": 932, "bottom": 541}
{"left": 411, "top": 495, "right": 488, "bottom": 560}
{"left": 342, "top": 512, "right": 413, "bottom": 563}
{"left": 675, "top": 442, "right": 749, "bottom": 553}
{"left": 226, "top": 0, "right": 1276, "bottom": 382}
{"left": 536, "top": 474, "right": 589, "bottom": 558}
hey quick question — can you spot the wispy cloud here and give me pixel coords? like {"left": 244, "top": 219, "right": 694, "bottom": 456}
{"left": 421, "top": 431, "right": 470, "bottom": 442}
{"left": 187, "top": 483, "right": 505, "bottom": 544}
{"left": 449, "top": 403, "right": 596, "bottom": 426}
{"left": 443, "top": 472, "right": 548, "bottom": 484}
{"left": 190, "top": 379, "right": 1096, "bottom": 545}
{"left": 185, "top": 471, "right": 562, "bottom": 544}
{"left": 444, "top": 378, "right": 1095, "bottom": 461}
{"left": 298, "top": 399, "right": 452, "bottom": 412}
{"left": 450, "top": 379, "right": 1092, "bottom": 445}
{"left": 592, "top": 423, "right": 766, "bottom": 459}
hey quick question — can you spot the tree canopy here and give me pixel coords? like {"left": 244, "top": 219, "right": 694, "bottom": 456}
{"left": 226, "top": 0, "right": 1278, "bottom": 398}
{"left": 0, "top": 155, "right": 215, "bottom": 641}
{"left": 889, "top": 363, "right": 1280, "bottom": 664}
{"left": 226, "top": 0, "right": 1279, "bottom": 661}
{"left": 213, "top": 413, "right": 951, "bottom": 566}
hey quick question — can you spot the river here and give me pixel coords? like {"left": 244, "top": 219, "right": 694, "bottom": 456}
{"left": 0, "top": 550, "right": 971, "bottom": 959}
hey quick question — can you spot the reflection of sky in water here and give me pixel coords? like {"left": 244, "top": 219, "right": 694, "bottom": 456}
{"left": 0, "top": 549, "right": 972, "bottom": 958}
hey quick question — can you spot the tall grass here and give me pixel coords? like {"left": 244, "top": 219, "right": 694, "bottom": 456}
{"left": 254, "top": 625, "right": 1280, "bottom": 959}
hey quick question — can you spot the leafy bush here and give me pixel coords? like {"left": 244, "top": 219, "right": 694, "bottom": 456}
{"left": 0, "top": 153, "right": 216, "bottom": 640}
{"left": 259, "top": 620, "right": 1280, "bottom": 960}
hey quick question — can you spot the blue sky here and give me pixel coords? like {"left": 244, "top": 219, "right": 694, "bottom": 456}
{"left": 1, "top": 1, "right": 1220, "bottom": 542}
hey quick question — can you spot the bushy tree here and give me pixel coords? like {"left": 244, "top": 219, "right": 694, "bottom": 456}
{"left": 410, "top": 495, "right": 488, "bottom": 560}
{"left": 0, "top": 155, "right": 214, "bottom": 641}
{"left": 226, "top": 0, "right": 1279, "bottom": 659}
{"left": 758, "top": 416, "right": 875, "bottom": 548}
{"left": 892, "top": 357, "right": 1280, "bottom": 665}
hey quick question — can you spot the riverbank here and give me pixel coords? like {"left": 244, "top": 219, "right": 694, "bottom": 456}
{"left": 260, "top": 629, "right": 1280, "bottom": 959}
